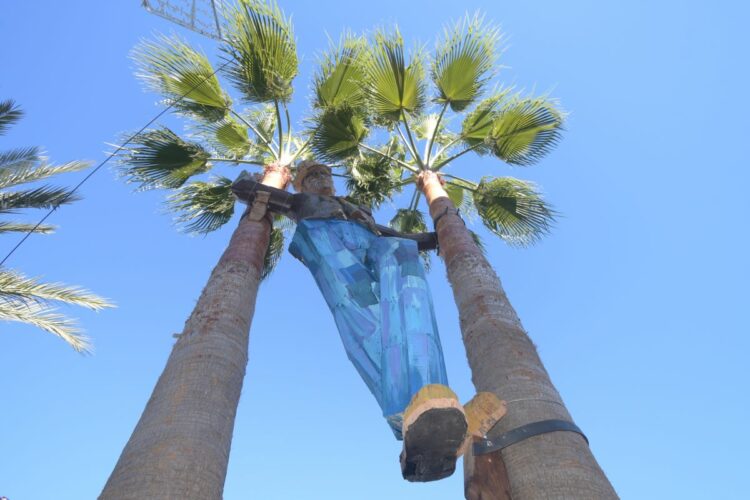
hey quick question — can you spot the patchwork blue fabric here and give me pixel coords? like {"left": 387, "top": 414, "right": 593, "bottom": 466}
{"left": 289, "top": 219, "right": 449, "bottom": 439}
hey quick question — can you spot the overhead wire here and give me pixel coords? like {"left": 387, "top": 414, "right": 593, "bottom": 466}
{"left": 0, "top": 60, "right": 232, "bottom": 267}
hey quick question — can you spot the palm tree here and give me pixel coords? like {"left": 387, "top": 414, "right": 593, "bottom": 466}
{"left": 308, "top": 17, "right": 617, "bottom": 498}
{"left": 100, "top": 1, "right": 312, "bottom": 497}
{"left": 0, "top": 100, "right": 112, "bottom": 353}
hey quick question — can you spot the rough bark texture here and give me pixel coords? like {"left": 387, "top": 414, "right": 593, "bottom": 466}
{"left": 419, "top": 172, "right": 617, "bottom": 500}
{"left": 100, "top": 166, "right": 290, "bottom": 500}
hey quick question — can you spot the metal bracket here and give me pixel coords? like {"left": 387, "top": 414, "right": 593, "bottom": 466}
{"left": 473, "top": 419, "right": 588, "bottom": 456}
{"left": 432, "top": 206, "right": 464, "bottom": 230}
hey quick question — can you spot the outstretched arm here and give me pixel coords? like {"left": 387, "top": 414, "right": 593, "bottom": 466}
{"left": 232, "top": 172, "right": 438, "bottom": 251}
{"left": 375, "top": 225, "right": 438, "bottom": 252}
{"left": 231, "top": 171, "right": 295, "bottom": 216}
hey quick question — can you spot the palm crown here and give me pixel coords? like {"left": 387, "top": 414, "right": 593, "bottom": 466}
{"left": 309, "top": 15, "right": 564, "bottom": 247}
{"left": 0, "top": 100, "right": 112, "bottom": 352}
{"left": 119, "top": 3, "right": 563, "bottom": 281}
{"left": 119, "top": 0, "right": 312, "bottom": 278}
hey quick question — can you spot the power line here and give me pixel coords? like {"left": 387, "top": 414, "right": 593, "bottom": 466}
{"left": 0, "top": 61, "right": 231, "bottom": 268}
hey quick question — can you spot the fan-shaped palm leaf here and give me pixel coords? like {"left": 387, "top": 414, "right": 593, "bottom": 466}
{"left": 221, "top": 0, "right": 298, "bottom": 104}
{"left": 473, "top": 176, "right": 555, "bottom": 245}
{"left": 444, "top": 181, "right": 465, "bottom": 207}
{"left": 460, "top": 91, "right": 510, "bottom": 154}
{"left": 414, "top": 113, "right": 458, "bottom": 146}
{"left": 389, "top": 208, "right": 427, "bottom": 234}
{"left": 311, "top": 107, "right": 368, "bottom": 162}
{"left": 134, "top": 35, "right": 231, "bottom": 122}
{"left": 120, "top": 128, "right": 211, "bottom": 190}
{"left": 313, "top": 35, "right": 368, "bottom": 111}
{"left": 443, "top": 177, "right": 478, "bottom": 210}
{"left": 241, "top": 104, "right": 278, "bottom": 153}
{"left": 488, "top": 96, "right": 564, "bottom": 165}
{"left": 346, "top": 152, "right": 403, "bottom": 209}
{"left": 199, "top": 118, "right": 253, "bottom": 159}
{"left": 0, "top": 100, "right": 23, "bottom": 136}
{"left": 432, "top": 14, "right": 500, "bottom": 111}
{"left": 365, "top": 29, "right": 426, "bottom": 123}
{"left": 168, "top": 177, "right": 235, "bottom": 234}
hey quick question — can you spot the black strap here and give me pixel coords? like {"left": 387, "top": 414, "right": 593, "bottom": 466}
{"left": 432, "top": 206, "right": 464, "bottom": 230}
{"left": 473, "top": 419, "right": 588, "bottom": 456}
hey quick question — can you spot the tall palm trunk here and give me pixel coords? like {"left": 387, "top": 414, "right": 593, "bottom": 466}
{"left": 100, "top": 166, "right": 290, "bottom": 500}
{"left": 418, "top": 172, "right": 617, "bottom": 499}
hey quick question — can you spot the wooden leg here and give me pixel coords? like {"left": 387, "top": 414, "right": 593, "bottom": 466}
{"left": 463, "top": 393, "right": 512, "bottom": 500}
{"left": 464, "top": 440, "right": 512, "bottom": 500}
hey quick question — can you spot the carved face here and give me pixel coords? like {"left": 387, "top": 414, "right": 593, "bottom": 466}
{"left": 301, "top": 165, "right": 335, "bottom": 196}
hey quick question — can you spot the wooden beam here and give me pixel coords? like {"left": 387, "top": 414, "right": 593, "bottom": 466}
{"left": 464, "top": 440, "right": 512, "bottom": 500}
{"left": 462, "top": 393, "right": 511, "bottom": 500}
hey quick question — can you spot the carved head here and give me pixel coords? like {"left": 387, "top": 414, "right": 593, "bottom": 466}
{"left": 293, "top": 160, "right": 335, "bottom": 196}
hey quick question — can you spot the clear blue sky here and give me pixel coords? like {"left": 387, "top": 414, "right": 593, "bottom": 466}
{"left": 1, "top": 1, "right": 748, "bottom": 498}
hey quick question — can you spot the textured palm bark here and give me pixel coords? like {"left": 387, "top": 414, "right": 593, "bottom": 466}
{"left": 418, "top": 171, "right": 617, "bottom": 500}
{"left": 100, "top": 166, "right": 290, "bottom": 500}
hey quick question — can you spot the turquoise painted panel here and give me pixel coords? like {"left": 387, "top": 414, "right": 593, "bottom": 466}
{"left": 289, "top": 220, "right": 448, "bottom": 439}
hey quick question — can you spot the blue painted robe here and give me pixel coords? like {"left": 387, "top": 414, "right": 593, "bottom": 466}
{"left": 289, "top": 219, "right": 449, "bottom": 439}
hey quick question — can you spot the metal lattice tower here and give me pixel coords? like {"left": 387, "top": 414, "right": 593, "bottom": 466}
{"left": 142, "top": 0, "right": 225, "bottom": 40}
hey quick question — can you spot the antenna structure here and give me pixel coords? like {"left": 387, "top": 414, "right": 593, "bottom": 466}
{"left": 142, "top": 0, "right": 225, "bottom": 40}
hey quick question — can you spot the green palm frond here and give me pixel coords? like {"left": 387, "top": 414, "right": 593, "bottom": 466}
{"left": 0, "top": 269, "right": 114, "bottom": 353}
{"left": 0, "top": 222, "right": 55, "bottom": 234}
{"left": 313, "top": 34, "right": 369, "bottom": 111}
{"left": 262, "top": 226, "right": 284, "bottom": 281}
{"left": 365, "top": 29, "right": 426, "bottom": 123}
{"left": 468, "top": 229, "right": 487, "bottom": 257}
{"left": 413, "top": 113, "right": 458, "bottom": 145}
{"left": 0, "top": 301, "right": 90, "bottom": 352}
{"left": 0, "top": 100, "right": 23, "bottom": 136}
{"left": 134, "top": 35, "right": 231, "bottom": 122}
{"left": 444, "top": 181, "right": 465, "bottom": 207}
{"left": 221, "top": 0, "right": 298, "bottom": 103}
{"left": 345, "top": 152, "right": 403, "bottom": 209}
{"left": 432, "top": 14, "right": 501, "bottom": 111}
{"left": 488, "top": 96, "right": 565, "bottom": 165}
{"left": 168, "top": 177, "right": 235, "bottom": 234}
{"left": 264, "top": 214, "right": 296, "bottom": 278}
{"left": 0, "top": 186, "right": 80, "bottom": 214}
{"left": 473, "top": 177, "right": 556, "bottom": 245}
{"left": 241, "top": 104, "right": 278, "bottom": 152}
{"left": 119, "top": 128, "right": 211, "bottom": 190}
{"left": 311, "top": 107, "right": 368, "bottom": 162}
{"left": 0, "top": 147, "right": 41, "bottom": 172}
{"left": 0, "top": 269, "right": 112, "bottom": 310}
{"left": 0, "top": 156, "right": 89, "bottom": 190}
{"left": 444, "top": 178, "right": 478, "bottom": 211}
{"left": 200, "top": 118, "right": 253, "bottom": 159}
{"left": 390, "top": 208, "right": 427, "bottom": 234}
{"left": 460, "top": 91, "right": 510, "bottom": 154}
{"left": 273, "top": 213, "right": 296, "bottom": 232}
{"left": 0, "top": 101, "right": 111, "bottom": 351}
